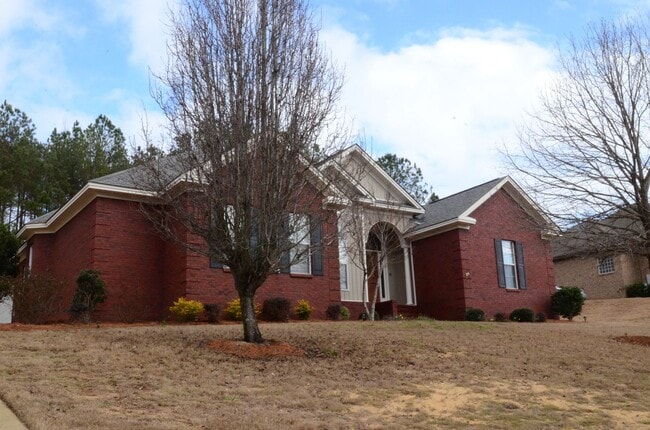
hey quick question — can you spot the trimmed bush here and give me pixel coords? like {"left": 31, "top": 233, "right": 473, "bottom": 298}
{"left": 551, "top": 287, "right": 585, "bottom": 321}
{"left": 340, "top": 306, "right": 350, "bottom": 320}
{"left": 261, "top": 297, "right": 291, "bottom": 322}
{"left": 535, "top": 312, "right": 547, "bottom": 323}
{"left": 71, "top": 269, "right": 107, "bottom": 323}
{"left": 295, "top": 299, "right": 314, "bottom": 320}
{"left": 326, "top": 304, "right": 341, "bottom": 321}
{"left": 359, "top": 310, "right": 380, "bottom": 321}
{"left": 509, "top": 308, "right": 534, "bottom": 322}
{"left": 465, "top": 307, "right": 485, "bottom": 321}
{"left": 223, "top": 298, "right": 261, "bottom": 321}
{"left": 625, "top": 283, "right": 650, "bottom": 298}
{"left": 12, "top": 275, "right": 65, "bottom": 324}
{"left": 494, "top": 312, "right": 507, "bottom": 322}
{"left": 169, "top": 297, "right": 204, "bottom": 322}
{"left": 204, "top": 303, "right": 220, "bottom": 323}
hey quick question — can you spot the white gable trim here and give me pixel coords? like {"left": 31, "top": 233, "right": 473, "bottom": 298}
{"left": 405, "top": 216, "right": 477, "bottom": 240}
{"left": 17, "top": 183, "right": 157, "bottom": 242}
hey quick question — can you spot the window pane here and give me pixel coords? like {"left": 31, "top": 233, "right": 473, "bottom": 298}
{"left": 597, "top": 256, "right": 614, "bottom": 275}
{"left": 501, "top": 240, "right": 518, "bottom": 289}
{"left": 290, "top": 244, "right": 310, "bottom": 274}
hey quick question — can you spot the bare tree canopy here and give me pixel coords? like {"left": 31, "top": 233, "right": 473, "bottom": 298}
{"left": 145, "top": 0, "right": 346, "bottom": 343}
{"left": 506, "top": 17, "right": 650, "bottom": 263}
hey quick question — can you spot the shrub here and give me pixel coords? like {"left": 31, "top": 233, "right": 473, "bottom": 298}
{"left": 294, "top": 299, "right": 314, "bottom": 320}
{"left": 12, "top": 275, "right": 65, "bottom": 324}
{"left": 535, "top": 312, "right": 547, "bottom": 323}
{"left": 340, "top": 305, "right": 350, "bottom": 320}
{"left": 71, "top": 269, "right": 107, "bottom": 323}
{"left": 204, "top": 303, "right": 220, "bottom": 323}
{"left": 494, "top": 312, "right": 507, "bottom": 322}
{"left": 625, "top": 282, "right": 650, "bottom": 298}
{"left": 169, "top": 297, "right": 204, "bottom": 322}
{"left": 359, "top": 310, "right": 380, "bottom": 321}
{"left": 223, "top": 298, "right": 261, "bottom": 321}
{"left": 551, "top": 287, "right": 585, "bottom": 321}
{"left": 465, "top": 307, "right": 485, "bottom": 321}
{"left": 261, "top": 297, "right": 291, "bottom": 322}
{"left": 326, "top": 304, "right": 341, "bottom": 321}
{"left": 509, "top": 308, "right": 534, "bottom": 322}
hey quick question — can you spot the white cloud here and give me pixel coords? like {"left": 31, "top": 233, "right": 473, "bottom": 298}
{"left": 321, "top": 26, "right": 557, "bottom": 196}
{"left": 95, "top": 0, "right": 176, "bottom": 76}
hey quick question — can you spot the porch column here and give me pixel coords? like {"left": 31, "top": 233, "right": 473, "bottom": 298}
{"left": 403, "top": 246, "right": 414, "bottom": 305}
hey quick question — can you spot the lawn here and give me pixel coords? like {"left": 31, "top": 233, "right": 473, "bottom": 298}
{"left": 0, "top": 299, "right": 649, "bottom": 429}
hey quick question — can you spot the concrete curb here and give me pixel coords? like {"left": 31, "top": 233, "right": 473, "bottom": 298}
{"left": 0, "top": 398, "right": 27, "bottom": 430}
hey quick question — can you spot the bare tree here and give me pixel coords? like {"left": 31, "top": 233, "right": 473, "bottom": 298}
{"left": 145, "top": 0, "right": 345, "bottom": 343}
{"left": 505, "top": 18, "right": 650, "bottom": 266}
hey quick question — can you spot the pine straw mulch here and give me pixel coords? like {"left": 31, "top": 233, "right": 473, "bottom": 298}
{"left": 614, "top": 335, "right": 650, "bottom": 347}
{"left": 206, "top": 338, "right": 305, "bottom": 359}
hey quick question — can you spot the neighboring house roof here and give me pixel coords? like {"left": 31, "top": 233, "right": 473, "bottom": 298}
{"left": 552, "top": 214, "right": 642, "bottom": 261}
{"left": 406, "top": 176, "right": 556, "bottom": 240}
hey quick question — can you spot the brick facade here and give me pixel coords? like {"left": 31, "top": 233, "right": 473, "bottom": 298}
{"left": 554, "top": 253, "right": 648, "bottom": 299}
{"left": 22, "top": 197, "right": 341, "bottom": 322}
{"left": 410, "top": 189, "right": 555, "bottom": 320}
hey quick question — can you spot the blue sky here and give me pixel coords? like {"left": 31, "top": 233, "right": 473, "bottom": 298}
{"left": 1, "top": 0, "right": 646, "bottom": 196}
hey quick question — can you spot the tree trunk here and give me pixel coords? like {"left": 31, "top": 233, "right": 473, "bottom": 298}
{"left": 240, "top": 293, "right": 263, "bottom": 344}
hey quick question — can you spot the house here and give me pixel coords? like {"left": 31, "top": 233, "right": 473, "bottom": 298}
{"left": 14, "top": 146, "right": 556, "bottom": 322}
{"left": 553, "top": 218, "right": 649, "bottom": 299}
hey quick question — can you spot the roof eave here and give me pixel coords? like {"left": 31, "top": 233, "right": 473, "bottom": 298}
{"left": 405, "top": 216, "right": 477, "bottom": 240}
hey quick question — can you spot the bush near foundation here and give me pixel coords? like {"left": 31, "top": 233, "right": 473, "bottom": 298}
{"left": 295, "top": 299, "right": 314, "bottom": 320}
{"left": 326, "top": 304, "right": 342, "bottom": 321}
{"left": 224, "top": 298, "right": 261, "bottom": 321}
{"left": 551, "top": 287, "right": 585, "bottom": 321}
{"left": 625, "top": 283, "right": 650, "bottom": 298}
{"left": 169, "top": 297, "right": 204, "bottom": 322}
{"left": 465, "top": 308, "right": 485, "bottom": 321}
{"left": 509, "top": 308, "right": 534, "bottom": 322}
{"left": 261, "top": 297, "right": 291, "bottom": 322}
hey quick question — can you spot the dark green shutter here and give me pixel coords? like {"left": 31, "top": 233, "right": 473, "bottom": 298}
{"left": 494, "top": 239, "right": 506, "bottom": 288}
{"left": 515, "top": 241, "right": 527, "bottom": 290}
{"left": 279, "top": 213, "right": 290, "bottom": 273}
{"left": 310, "top": 215, "right": 323, "bottom": 276}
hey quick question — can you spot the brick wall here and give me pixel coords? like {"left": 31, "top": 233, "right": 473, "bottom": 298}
{"left": 411, "top": 229, "right": 467, "bottom": 319}
{"left": 554, "top": 253, "right": 647, "bottom": 299}
{"left": 462, "top": 190, "right": 555, "bottom": 318}
{"left": 410, "top": 189, "right": 555, "bottom": 320}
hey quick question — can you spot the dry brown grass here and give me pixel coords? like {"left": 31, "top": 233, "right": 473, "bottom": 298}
{"left": 0, "top": 299, "right": 649, "bottom": 429}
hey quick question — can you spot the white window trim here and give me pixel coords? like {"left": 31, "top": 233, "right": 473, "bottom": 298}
{"left": 502, "top": 240, "right": 519, "bottom": 290}
{"left": 597, "top": 256, "right": 615, "bottom": 275}
{"left": 290, "top": 213, "right": 311, "bottom": 275}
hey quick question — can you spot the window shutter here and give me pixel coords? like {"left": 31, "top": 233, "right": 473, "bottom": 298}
{"left": 515, "top": 241, "right": 527, "bottom": 290}
{"left": 494, "top": 239, "right": 506, "bottom": 288}
{"left": 310, "top": 215, "right": 323, "bottom": 276}
{"left": 279, "top": 213, "right": 290, "bottom": 273}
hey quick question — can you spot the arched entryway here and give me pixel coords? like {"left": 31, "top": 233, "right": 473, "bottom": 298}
{"left": 365, "top": 222, "right": 415, "bottom": 310}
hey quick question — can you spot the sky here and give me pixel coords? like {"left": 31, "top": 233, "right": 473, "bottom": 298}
{"left": 1, "top": 0, "right": 647, "bottom": 197}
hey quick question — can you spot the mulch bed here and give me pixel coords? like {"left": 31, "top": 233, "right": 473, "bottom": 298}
{"left": 614, "top": 335, "right": 650, "bottom": 347}
{"left": 207, "top": 339, "right": 305, "bottom": 359}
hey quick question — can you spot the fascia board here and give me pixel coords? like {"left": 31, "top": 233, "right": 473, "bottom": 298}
{"left": 18, "top": 183, "right": 157, "bottom": 241}
{"left": 404, "top": 216, "right": 477, "bottom": 240}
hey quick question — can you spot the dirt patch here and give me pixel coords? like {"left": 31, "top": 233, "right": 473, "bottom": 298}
{"left": 207, "top": 338, "right": 305, "bottom": 359}
{"left": 614, "top": 335, "right": 650, "bottom": 347}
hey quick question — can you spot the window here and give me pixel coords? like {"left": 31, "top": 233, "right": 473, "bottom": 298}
{"left": 290, "top": 214, "right": 311, "bottom": 275}
{"left": 597, "top": 256, "right": 615, "bottom": 275}
{"left": 494, "top": 239, "right": 527, "bottom": 290}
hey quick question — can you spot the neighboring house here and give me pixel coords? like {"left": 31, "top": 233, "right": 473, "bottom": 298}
{"left": 553, "top": 220, "right": 649, "bottom": 299}
{"left": 15, "top": 146, "right": 556, "bottom": 322}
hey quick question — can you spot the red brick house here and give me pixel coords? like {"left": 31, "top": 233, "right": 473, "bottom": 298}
{"left": 14, "top": 146, "right": 556, "bottom": 322}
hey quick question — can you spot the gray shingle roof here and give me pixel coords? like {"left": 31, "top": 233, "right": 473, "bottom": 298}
{"left": 90, "top": 154, "right": 189, "bottom": 191}
{"left": 411, "top": 177, "right": 504, "bottom": 232}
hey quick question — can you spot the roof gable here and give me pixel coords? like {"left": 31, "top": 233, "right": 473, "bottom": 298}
{"left": 406, "top": 176, "right": 555, "bottom": 240}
